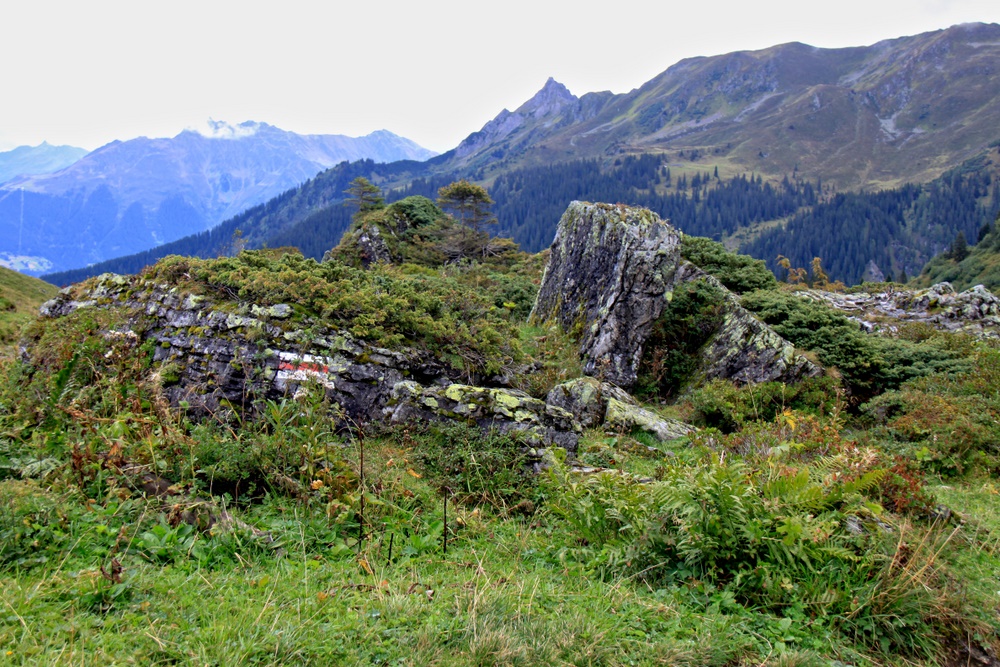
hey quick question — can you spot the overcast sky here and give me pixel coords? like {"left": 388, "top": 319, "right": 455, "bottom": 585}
{"left": 2, "top": 0, "right": 999, "bottom": 154}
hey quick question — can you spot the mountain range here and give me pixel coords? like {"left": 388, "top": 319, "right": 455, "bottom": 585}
{"left": 446, "top": 22, "right": 1000, "bottom": 191}
{"left": 42, "top": 22, "right": 1000, "bottom": 286}
{"left": 0, "top": 143, "right": 89, "bottom": 185}
{"left": 0, "top": 123, "right": 436, "bottom": 275}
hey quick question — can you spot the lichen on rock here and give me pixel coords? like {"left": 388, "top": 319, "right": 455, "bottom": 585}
{"left": 385, "top": 381, "right": 580, "bottom": 451}
{"left": 545, "top": 376, "right": 635, "bottom": 428}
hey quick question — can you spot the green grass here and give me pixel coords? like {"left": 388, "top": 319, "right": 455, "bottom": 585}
{"left": 0, "top": 266, "right": 57, "bottom": 345}
{"left": 0, "top": 511, "right": 762, "bottom": 666}
{"left": 4, "top": 415, "right": 997, "bottom": 665}
{"left": 6, "top": 237, "right": 1000, "bottom": 665}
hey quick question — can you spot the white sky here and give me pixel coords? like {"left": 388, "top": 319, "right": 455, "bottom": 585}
{"left": 2, "top": 0, "right": 999, "bottom": 154}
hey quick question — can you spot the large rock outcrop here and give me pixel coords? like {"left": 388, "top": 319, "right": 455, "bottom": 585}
{"left": 39, "top": 274, "right": 583, "bottom": 451}
{"left": 530, "top": 201, "right": 819, "bottom": 390}
{"left": 530, "top": 202, "right": 682, "bottom": 388}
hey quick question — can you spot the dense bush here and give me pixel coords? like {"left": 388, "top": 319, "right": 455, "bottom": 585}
{"left": 686, "top": 376, "right": 841, "bottom": 432}
{"left": 680, "top": 235, "right": 778, "bottom": 293}
{"left": 863, "top": 346, "right": 1000, "bottom": 476}
{"left": 741, "top": 289, "right": 971, "bottom": 402}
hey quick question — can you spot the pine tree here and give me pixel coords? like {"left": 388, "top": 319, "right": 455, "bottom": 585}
{"left": 344, "top": 177, "right": 384, "bottom": 215}
{"left": 949, "top": 231, "right": 969, "bottom": 262}
{"left": 437, "top": 180, "right": 496, "bottom": 233}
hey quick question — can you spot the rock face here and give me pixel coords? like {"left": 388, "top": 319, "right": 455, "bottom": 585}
{"left": 531, "top": 202, "right": 819, "bottom": 389}
{"left": 797, "top": 282, "right": 1000, "bottom": 338}
{"left": 531, "top": 202, "right": 683, "bottom": 387}
{"left": 603, "top": 399, "right": 693, "bottom": 443}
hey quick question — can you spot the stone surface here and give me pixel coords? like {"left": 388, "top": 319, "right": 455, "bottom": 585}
{"left": 531, "top": 202, "right": 819, "bottom": 389}
{"left": 545, "top": 376, "right": 636, "bottom": 428}
{"left": 352, "top": 223, "right": 393, "bottom": 267}
{"left": 861, "top": 259, "right": 886, "bottom": 284}
{"left": 385, "top": 381, "right": 580, "bottom": 452}
{"left": 604, "top": 398, "right": 695, "bottom": 443}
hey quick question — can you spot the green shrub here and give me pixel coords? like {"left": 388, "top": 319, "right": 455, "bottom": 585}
{"left": 741, "top": 289, "right": 971, "bottom": 402}
{"left": 191, "top": 397, "right": 357, "bottom": 502}
{"left": 636, "top": 279, "right": 726, "bottom": 398}
{"left": 681, "top": 236, "right": 778, "bottom": 293}
{"left": 863, "top": 380, "right": 1000, "bottom": 476}
{"left": 686, "top": 377, "right": 841, "bottom": 432}
{"left": 388, "top": 195, "right": 444, "bottom": 229}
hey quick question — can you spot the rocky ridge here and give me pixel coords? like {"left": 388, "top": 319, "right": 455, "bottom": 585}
{"left": 38, "top": 272, "right": 691, "bottom": 454}
{"left": 35, "top": 201, "right": 832, "bottom": 458}
{"left": 797, "top": 281, "right": 1000, "bottom": 337}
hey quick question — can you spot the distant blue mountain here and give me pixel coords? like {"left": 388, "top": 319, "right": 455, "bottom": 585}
{"left": 0, "top": 123, "right": 436, "bottom": 275}
{"left": 0, "top": 143, "right": 88, "bottom": 185}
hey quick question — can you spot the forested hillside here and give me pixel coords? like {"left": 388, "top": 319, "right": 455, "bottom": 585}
{"left": 746, "top": 158, "right": 1000, "bottom": 284}
{"left": 46, "top": 150, "right": 1000, "bottom": 287}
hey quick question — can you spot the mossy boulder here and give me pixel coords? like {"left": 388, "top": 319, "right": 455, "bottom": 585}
{"left": 531, "top": 202, "right": 819, "bottom": 391}
{"left": 545, "top": 376, "right": 635, "bottom": 428}
{"left": 386, "top": 381, "right": 580, "bottom": 451}
{"left": 604, "top": 399, "right": 694, "bottom": 443}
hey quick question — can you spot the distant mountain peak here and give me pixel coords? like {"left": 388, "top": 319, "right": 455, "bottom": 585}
{"left": 517, "top": 77, "right": 578, "bottom": 116}
{"left": 0, "top": 143, "right": 88, "bottom": 186}
{"left": 193, "top": 119, "right": 269, "bottom": 140}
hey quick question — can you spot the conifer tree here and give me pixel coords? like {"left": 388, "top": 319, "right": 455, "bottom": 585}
{"left": 437, "top": 180, "right": 496, "bottom": 233}
{"left": 949, "top": 231, "right": 969, "bottom": 262}
{"left": 344, "top": 177, "right": 384, "bottom": 216}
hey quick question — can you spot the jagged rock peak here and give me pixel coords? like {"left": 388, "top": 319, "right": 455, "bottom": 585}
{"left": 516, "top": 77, "right": 578, "bottom": 116}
